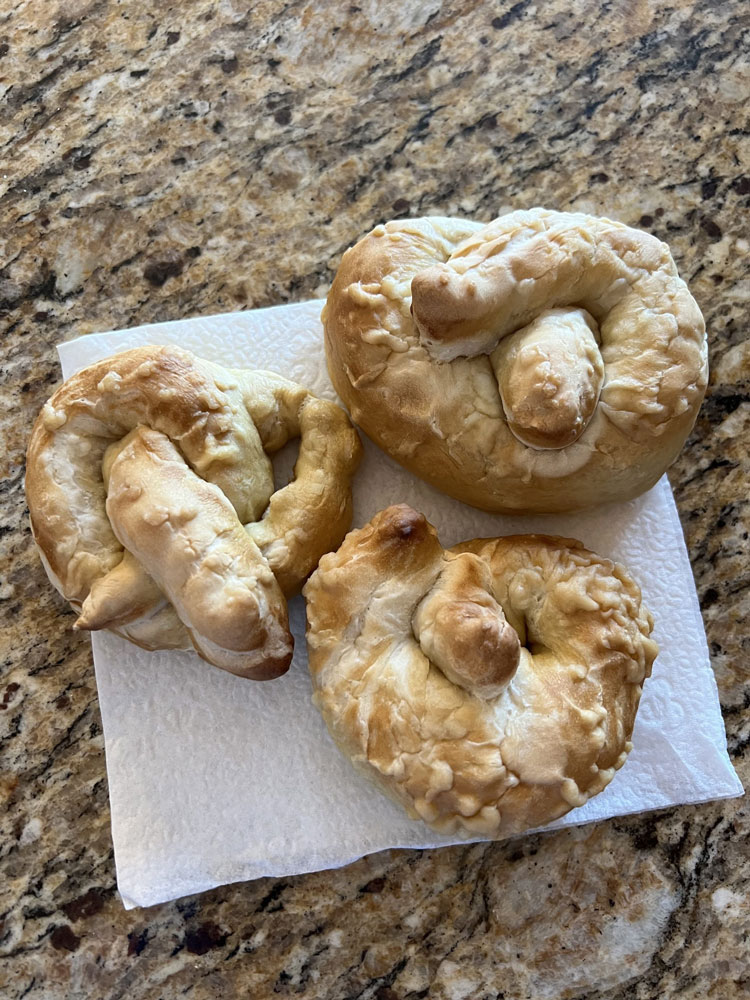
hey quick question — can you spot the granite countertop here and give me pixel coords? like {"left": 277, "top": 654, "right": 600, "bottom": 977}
{"left": 1, "top": 1, "right": 748, "bottom": 997}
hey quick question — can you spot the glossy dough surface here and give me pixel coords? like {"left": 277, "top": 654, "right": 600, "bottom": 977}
{"left": 26, "top": 345, "right": 362, "bottom": 679}
{"left": 323, "top": 208, "right": 708, "bottom": 513}
{"left": 304, "top": 505, "right": 658, "bottom": 838}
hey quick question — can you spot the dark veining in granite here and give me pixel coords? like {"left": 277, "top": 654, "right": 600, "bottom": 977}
{"left": 1, "top": 1, "right": 748, "bottom": 997}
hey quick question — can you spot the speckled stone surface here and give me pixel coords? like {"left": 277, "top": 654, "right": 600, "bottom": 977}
{"left": 1, "top": 1, "right": 748, "bottom": 997}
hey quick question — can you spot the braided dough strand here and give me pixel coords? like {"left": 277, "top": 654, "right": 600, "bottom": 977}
{"left": 304, "top": 505, "right": 657, "bottom": 838}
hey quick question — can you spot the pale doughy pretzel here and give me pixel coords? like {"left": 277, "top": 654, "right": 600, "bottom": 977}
{"left": 323, "top": 208, "right": 708, "bottom": 513}
{"left": 304, "top": 505, "right": 657, "bottom": 837}
{"left": 26, "top": 345, "right": 362, "bottom": 679}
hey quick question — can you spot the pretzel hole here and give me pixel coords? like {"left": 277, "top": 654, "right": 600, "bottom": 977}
{"left": 259, "top": 435, "right": 301, "bottom": 513}
{"left": 492, "top": 607, "right": 549, "bottom": 659}
{"left": 497, "top": 585, "right": 553, "bottom": 659}
{"left": 526, "top": 639, "right": 551, "bottom": 657}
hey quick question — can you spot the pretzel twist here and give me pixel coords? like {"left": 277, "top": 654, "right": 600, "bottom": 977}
{"left": 26, "top": 345, "right": 362, "bottom": 679}
{"left": 323, "top": 207, "right": 708, "bottom": 513}
{"left": 304, "top": 505, "right": 657, "bottom": 837}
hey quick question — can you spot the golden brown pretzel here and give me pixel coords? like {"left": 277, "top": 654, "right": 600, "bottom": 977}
{"left": 323, "top": 208, "right": 708, "bottom": 513}
{"left": 304, "top": 505, "right": 657, "bottom": 837}
{"left": 26, "top": 345, "right": 362, "bottom": 679}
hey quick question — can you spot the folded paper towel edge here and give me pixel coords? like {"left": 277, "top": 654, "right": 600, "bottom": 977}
{"left": 57, "top": 301, "right": 328, "bottom": 376}
{"left": 657, "top": 479, "right": 745, "bottom": 772}
{"left": 118, "top": 783, "right": 745, "bottom": 910}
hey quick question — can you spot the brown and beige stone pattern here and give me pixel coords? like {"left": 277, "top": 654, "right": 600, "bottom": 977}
{"left": 1, "top": 1, "right": 748, "bottom": 997}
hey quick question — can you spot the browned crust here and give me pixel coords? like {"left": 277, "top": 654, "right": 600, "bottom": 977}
{"left": 304, "top": 505, "right": 658, "bottom": 838}
{"left": 323, "top": 211, "right": 708, "bottom": 513}
{"left": 26, "top": 345, "right": 362, "bottom": 677}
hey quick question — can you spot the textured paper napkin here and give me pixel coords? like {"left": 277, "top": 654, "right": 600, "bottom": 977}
{"left": 57, "top": 301, "right": 742, "bottom": 909}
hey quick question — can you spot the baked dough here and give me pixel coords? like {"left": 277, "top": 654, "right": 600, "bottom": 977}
{"left": 323, "top": 208, "right": 708, "bottom": 513}
{"left": 26, "top": 345, "right": 362, "bottom": 679}
{"left": 304, "top": 505, "right": 657, "bottom": 838}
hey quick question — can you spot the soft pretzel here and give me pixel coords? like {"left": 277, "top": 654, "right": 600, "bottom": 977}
{"left": 304, "top": 505, "right": 657, "bottom": 838}
{"left": 323, "top": 207, "right": 708, "bottom": 513}
{"left": 26, "top": 345, "right": 362, "bottom": 679}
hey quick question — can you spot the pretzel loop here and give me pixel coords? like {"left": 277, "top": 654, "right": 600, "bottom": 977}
{"left": 26, "top": 346, "right": 362, "bottom": 679}
{"left": 323, "top": 208, "right": 708, "bottom": 512}
{"left": 304, "top": 505, "right": 658, "bottom": 838}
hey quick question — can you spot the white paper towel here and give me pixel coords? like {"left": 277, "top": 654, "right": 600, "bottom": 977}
{"left": 57, "top": 300, "right": 742, "bottom": 909}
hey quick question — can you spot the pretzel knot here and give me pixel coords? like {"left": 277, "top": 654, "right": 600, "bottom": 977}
{"left": 304, "top": 505, "right": 657, "bottom": 837}
{"left": 26, "top": 346, "right": 362, "bottom": 679}
{"left": 323, "top": 207, "right": 708, "bottom": 513}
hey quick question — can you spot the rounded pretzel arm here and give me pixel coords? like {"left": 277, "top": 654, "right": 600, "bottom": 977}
{"left": 105, "top": 426, "right": 293, "bottom": 680}
{"left": 241, "top": 372, "right": 363, "bottom": 596}
{"left": 76, "top": 549, "right": 164, "bottom": 631}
